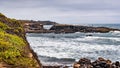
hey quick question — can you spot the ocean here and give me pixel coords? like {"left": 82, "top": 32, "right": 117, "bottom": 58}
{"left": 26, "top": 24, "right": 120, "bottom": 66}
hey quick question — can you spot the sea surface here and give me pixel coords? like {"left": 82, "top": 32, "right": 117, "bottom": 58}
{"left": 26, "top": 24, "right": 120, "bottom": 66}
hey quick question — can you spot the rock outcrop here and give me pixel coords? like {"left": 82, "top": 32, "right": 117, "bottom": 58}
{"left": 0, "top": 13, "right": 42, "bottom": 68}
{"left": 20, "top": 20, "right": 120, "bottom": 33}
{"left": 74, "top": 57, "right": 120, "bottom": 68}
{"left": 50, "top": 24, "right": 120, "bottom": 33}
{"left": 22, "top": 23, "right": 120, "bottom": 33}
{"left": 23, "top": 22, "right": 44, "bottom": 32}
{"left": 22, "top": 21, "right": 56, "bottom": 33}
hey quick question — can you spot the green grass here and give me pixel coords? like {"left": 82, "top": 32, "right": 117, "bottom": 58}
{"left": 0, "top": 31, "right": 35, "bottom": 67}
{"left": 0, "top": 13, "right": 39, "bottom": 67}
{"left": 0, "top": 21, "right": 10, "bottom": 31}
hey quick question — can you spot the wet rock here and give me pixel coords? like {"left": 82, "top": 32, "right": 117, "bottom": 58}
{"left": 63, "top": 66, "right": 69, "bottom": 68}
{"left": 75, "top": 57, "right": 120, "bottom": 68}
{"left": 86, "top": 34, "right": 93, "bottom": 36}
{"left": 98, "top": 57, "right": 106, "bottom": 61}
{"left": 50, "top": 24, "right": 120, "bottom": 33}
{"left": 78, "top": 58, "right": 91, "bottom": 64}
{"left": 106, "top": 59, "right": 112, "bottom": 64}
{"left": 43, "top": 65, "right": 61, "bottom": 68}
{"left": 74, "top": 63, "right": 81, "bottom": 68}
{"left": 115, "top": 61, "right": 120, "bottom": 67}
{"left": 23, "top": 23, "right": 120, "bottom": 33}
{"left": 74, "top": 58, "right": 92, "bottom": 68}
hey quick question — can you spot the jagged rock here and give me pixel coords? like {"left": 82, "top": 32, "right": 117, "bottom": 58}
{"left": 115, "top": 61, "right": 120, "bottom": 67}
{"left": 74, "top": 63, "right": 81, "bottom": 68}
{"left": 98, "top": 57, "right": 106, "bottom": 61}
{"left": 50, "top": 24, "right": 120, "bottom": 33}
{"left": 74, "top": 58, "right": 92, "bottom": 68}
{"left": 86, "top": 34, "right": 93, "bottom": 36}
{"left": 78, "top": 58, "right": 91, "bottom": 64}
{"left": 74, "top": 57, "right": 120, "bottom": 68}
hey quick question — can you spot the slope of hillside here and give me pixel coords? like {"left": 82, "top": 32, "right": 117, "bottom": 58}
{"left": 0, "top": 13, "right": 41, "bottom": 68}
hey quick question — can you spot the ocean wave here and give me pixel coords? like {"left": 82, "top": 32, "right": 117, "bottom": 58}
{"left": 85, "top": 36, "right": 120, "bottom": 41}
{"left": 110, "top": 31, "right": 120, "bottom": 36}
{"left": 26, "top": 32, "right": 120, "bottom": 62}
{"left": 30, "top": 39, "right": 120, "bottom": 62}
{"left": 38, "top": 55, "right": 75, "bottom": 62}
{"left": 110, "top": 31, "right": 120, "bottom": 33}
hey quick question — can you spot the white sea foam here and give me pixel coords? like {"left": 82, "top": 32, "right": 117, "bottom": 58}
{"left": 26, "top": 32, "right": 120, "bottom": 63}
{"left": 110, "top": 31, "right": 120, "bottom": 36}
{"left": 110, "top": 31, "right": 120, "bottom": 33}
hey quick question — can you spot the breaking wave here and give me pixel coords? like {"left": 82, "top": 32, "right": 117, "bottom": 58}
{"left": 26, "top": 30, "right": 120, "bottom": 64}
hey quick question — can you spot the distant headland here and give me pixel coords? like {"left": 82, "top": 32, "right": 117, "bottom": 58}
{"left": 21, "top": 20, "right": 120, "bottom": 33}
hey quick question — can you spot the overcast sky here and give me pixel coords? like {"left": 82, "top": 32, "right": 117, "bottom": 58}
{"left": 0, "top": 0, "right": 120, "bottom": 24}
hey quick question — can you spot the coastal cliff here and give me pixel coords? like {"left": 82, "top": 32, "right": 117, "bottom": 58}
{"left": 0, "top": 13, "right": 42, "bottom": 68}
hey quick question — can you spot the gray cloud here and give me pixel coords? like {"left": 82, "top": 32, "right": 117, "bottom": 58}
{"left": 0, "top": 0, "right": 120, "bottom": 24}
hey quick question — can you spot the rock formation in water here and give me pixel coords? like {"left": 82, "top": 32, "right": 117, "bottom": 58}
{"left": 21, "top": 20, "right": 56, "bottom": 33}
{"left": 50, "top": 24, "right": 120, "bottom": 33}
{"left": 22, "top": 23, "right": 120, "bottom": 33}
{"left": 0, "top": 13, "right": 42, "bottom": 68}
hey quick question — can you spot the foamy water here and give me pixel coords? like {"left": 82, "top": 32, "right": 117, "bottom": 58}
{"left": 26, "top": 31, "right": 120, "bottom": 65}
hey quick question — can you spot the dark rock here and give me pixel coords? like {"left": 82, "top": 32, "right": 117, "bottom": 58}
{"left": 63, "top": 66, "right": 69, "bottom": 68}
{"left": 74, "top": 58, "right": 92, "bottom": 68}
{"left": 50, "top": 24, "right": 120, "bottom": 33}
{"left": 115, "top": 61, "right": 120, "bottom": 67}
{"left": 43, "top": 66, "right": 61, "bottom": 68}
{"left": 106, "top": 59, "right": 112, "bottom": 64}
{"left": 75, "top": 57, "right": 120, "bottom": 68}
{"left": 86, "top": 34, "right": 93, "bottom": 36}
{"left": 78, "top": 58, "right": 91, "bottom": 64}
{"left": 22, "top": 23, "right": 120, "bottom": 33}
{"left": 99, "top": 61, "right": 107, "bottom": 67}
{"left": 98, "top": 57, "right": 106, "bottom": 61}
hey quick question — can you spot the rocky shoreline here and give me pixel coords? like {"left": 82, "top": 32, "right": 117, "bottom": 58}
{"left": 42, "top": 57, "right": 120, "bottom": 68}
{"left": 41, "top": 57, "right": 120, "bottom": 68}
{"left": 50, "top": 24, "right": 120, "bottom": 33}
{"left": 74, "top": 57, "right": 120, "bottom": 68}
{"left": 23, "top": 22, "right": 120, "bottom": 68}
{"left": 24, "top": 23, "right": 120, "bottom": 33}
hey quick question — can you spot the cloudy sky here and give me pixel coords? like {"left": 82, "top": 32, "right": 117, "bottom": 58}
{"left": 0, "top": 0, "right": 120, "bottom": 24}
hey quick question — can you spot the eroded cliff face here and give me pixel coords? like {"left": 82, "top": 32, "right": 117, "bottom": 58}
{"left": 0, "top": 13, "right": 42, "bottom": 68}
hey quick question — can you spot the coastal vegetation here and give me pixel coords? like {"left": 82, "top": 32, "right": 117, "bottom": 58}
{"left": 0, "top": 13, "right": 40, "bottom": 68}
